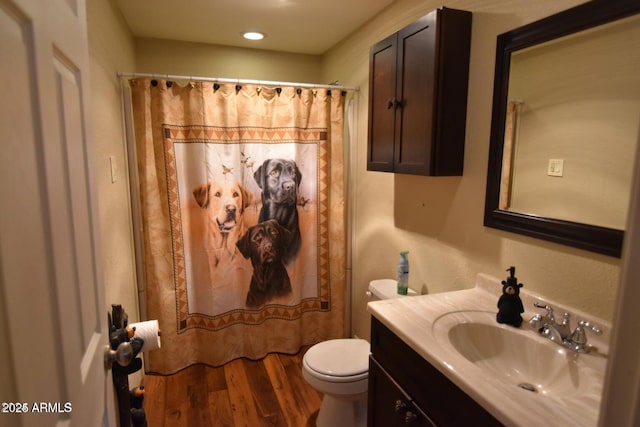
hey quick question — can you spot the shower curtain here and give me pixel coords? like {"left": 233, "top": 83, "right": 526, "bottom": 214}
{"left": 128, "top": 79, "right": 346, "bottom": 373}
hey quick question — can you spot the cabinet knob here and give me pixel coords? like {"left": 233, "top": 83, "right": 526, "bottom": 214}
{"left": 395, "top": 399, "right": 407, "bottom": 412}
{"left": 387, "top": 98, "right": 401, "bottom": 109}
{"left": 405, "top": 410, "right": 418, "bottom": 424}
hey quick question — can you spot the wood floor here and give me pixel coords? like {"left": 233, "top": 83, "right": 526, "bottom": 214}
{"left": 142, "top": 347, "right": 323, "bottom": 427}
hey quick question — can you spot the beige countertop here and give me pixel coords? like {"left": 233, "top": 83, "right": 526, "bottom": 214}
{"left": 367, "top": 273, "right": 610, "bottom": 427}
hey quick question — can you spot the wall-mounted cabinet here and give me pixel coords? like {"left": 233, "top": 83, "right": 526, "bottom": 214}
{"left": 367, "top": 7, "right": 472, "bottom": 176}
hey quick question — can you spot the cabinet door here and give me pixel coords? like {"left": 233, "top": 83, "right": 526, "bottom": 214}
{"left": 371, "top": 318, "right": 504, "bottom": 427}
{"left": 368, "top": 358, "right": 436, "bottom": 427}
{"left": 367, "top": 8, "right": 471, "bottom": 176}
{"left": 367, "top": 33, "right": 397, "bottom": 172}
{"left": 393, "top": 10, "right": 437, "bottom": 175}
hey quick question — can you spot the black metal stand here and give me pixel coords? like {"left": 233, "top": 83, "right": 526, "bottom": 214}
{"left": 108, "top": 304, "right": 147, "bottom": 427}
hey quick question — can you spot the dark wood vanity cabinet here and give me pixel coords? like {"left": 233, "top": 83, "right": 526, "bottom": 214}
{"left": 369, "top": 358, "right": 436, "bottom": 427}
{"left": 368, "top": 317, "right": 503, "bottom": 427}
{"left": 367, "top": 7, "right": 471, "bottom": 176}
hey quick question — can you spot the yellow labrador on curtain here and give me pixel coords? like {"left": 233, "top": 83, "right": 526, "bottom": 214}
{"left": 192, "top": 180, "right": 253, "bottom": 265}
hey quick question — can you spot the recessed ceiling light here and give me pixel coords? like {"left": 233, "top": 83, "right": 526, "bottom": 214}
{"left": 243, "top": 31, "right": 265, "bottom": 41}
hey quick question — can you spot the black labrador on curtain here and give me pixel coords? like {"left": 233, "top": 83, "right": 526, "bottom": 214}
{"left": 253, "top": 158, "right": 302, "bottom": 262}
{"left": 236, "top": 219, "right": 293, "bottom": 308}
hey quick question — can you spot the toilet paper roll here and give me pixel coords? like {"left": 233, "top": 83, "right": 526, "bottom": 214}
{"left": 129, "top": 320, "right": 161, "bottom": 352}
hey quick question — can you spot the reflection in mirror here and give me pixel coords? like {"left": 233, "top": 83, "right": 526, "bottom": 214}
{"left": 485, "top": 1, "right": 640, "bottom": 257}
{"left": 501, "top": 15, "right": 640, "bottom": 230}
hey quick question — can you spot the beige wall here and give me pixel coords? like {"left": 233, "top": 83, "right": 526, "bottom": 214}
{"left": 322, "top": 0, "right": 621, "bottom": 340}
{"left": 87, "top": 0, "right": 139, "bottom": 322}
{"left": 134, "top": 37, "right": 323, "bottom": 83}
{"left": 89, "top": 0, "right": 622, "bottom": 347}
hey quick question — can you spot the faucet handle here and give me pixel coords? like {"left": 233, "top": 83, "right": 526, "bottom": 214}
{"left": 569, "top": 320, "right": 603, "bottom": 352}
{"left": 533, "top": 301, "right": 550, "bottom": 311}
{"left": 528, "top": 313, "right": 543, "bottom": 330}
{"left": 576, "top": 320, "right": 602, "bottom": 335}
{"left": 533, "top": 301, "right": 554, "bottom": 318}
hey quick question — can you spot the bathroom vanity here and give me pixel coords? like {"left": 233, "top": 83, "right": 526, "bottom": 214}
{"left": 369, "top": 317, "right": 501, "bottom": 426}
{"left": 367, "top": 273, "right": 610, "bottom": 427}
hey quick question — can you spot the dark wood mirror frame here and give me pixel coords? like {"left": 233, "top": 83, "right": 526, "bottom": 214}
{"left": 484, "top": 0, "right": 640, "bottom": 258}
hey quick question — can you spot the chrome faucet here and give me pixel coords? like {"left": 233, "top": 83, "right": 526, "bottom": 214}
{"left": 529, "top": 301, "right": 602, "bottom": 353}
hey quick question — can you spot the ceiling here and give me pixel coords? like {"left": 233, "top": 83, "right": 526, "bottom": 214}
{"left": 114, "top": 0, "right": 396, "bottom": 55}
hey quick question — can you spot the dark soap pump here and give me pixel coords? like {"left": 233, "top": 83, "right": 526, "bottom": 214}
{"left": 496, "top": 266, "right": 524, "bottom": 327}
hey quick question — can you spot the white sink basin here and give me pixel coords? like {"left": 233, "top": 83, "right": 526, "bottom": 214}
{"left": 432, "top": 310, "right": 606, "bottom": 398}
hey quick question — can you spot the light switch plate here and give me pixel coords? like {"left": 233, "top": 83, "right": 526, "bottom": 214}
{"left": 109, "top": 155, "right": 118, "bottom": 183}
{"left": 547, "top": 158, "right": 564, "bottom": 177}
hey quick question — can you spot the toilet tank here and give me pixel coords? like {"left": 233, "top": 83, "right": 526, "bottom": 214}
{"left": 367, "top": 279, "right": 418, "bottom": 300}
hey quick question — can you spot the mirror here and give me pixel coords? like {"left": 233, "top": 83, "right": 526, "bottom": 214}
{"left": 485, "top": 1, "right": 640, "bottom": 258}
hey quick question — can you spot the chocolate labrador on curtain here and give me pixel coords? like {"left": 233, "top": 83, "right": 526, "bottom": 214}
{"left": 236, "top": 219, "right": 293, "bottom": 308}
{"left": 253, "top": 158, "right": 302, "bottom": 263}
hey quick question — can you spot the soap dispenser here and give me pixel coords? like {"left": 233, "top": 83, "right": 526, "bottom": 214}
{"left": 496, "top": 266, "right": 524, "bottom": 327}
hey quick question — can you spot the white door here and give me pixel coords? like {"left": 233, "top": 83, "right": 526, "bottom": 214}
{"left": 0, "top": 0, "right": 114, "bottom": 426}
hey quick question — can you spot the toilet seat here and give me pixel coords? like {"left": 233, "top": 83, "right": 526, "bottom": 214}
{"left": 304, "top": 339, "right": 370, "bottom": 383}
{"left": 300, "top": 280, "right": 415, "bottom": 427}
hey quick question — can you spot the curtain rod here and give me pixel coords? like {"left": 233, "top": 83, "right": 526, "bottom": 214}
{"left": 118, "top": 72, "right": 359, "bottom": 92}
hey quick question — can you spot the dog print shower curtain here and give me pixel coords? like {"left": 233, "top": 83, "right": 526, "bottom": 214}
{"left": 129, "top": 79, "right": 346, "bottom": 373}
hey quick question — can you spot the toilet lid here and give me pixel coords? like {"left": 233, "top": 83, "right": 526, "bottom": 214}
{"left": 305, "top": 339, "right": 370, "bottom": 377}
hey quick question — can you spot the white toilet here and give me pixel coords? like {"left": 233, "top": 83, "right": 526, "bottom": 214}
{"left": 302, "top": 279, "right": 417, "bottom": 427}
